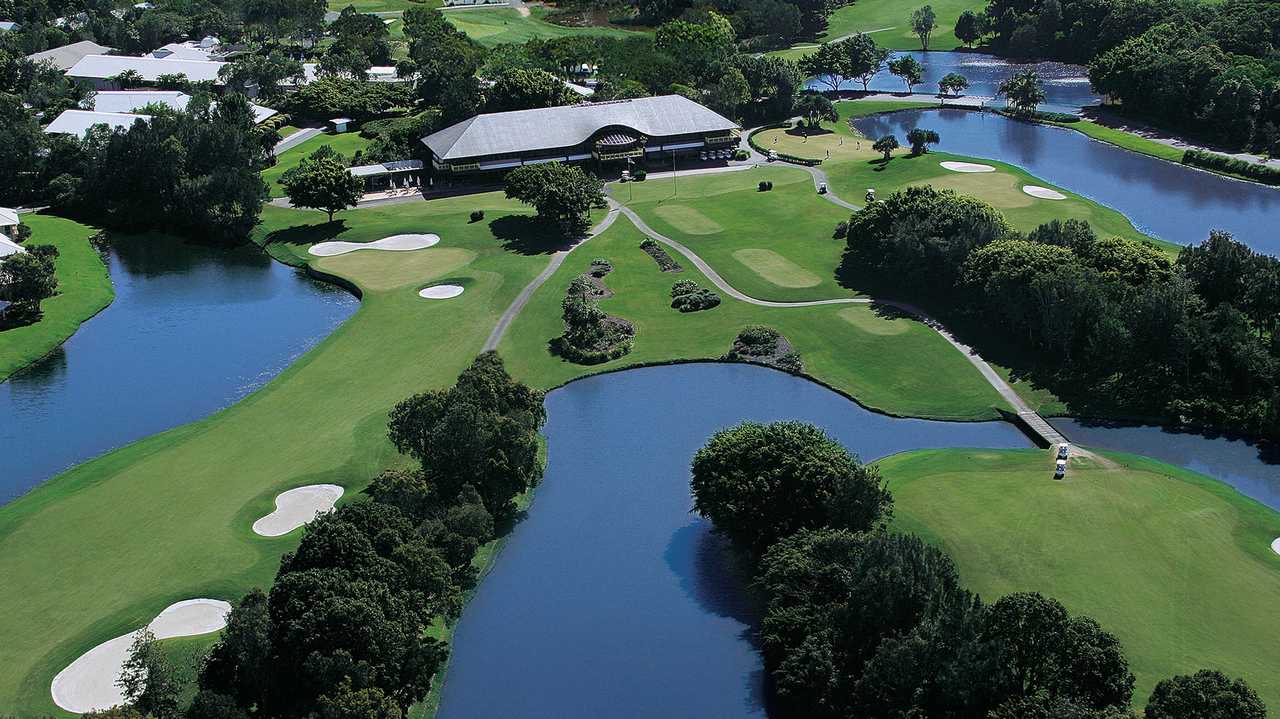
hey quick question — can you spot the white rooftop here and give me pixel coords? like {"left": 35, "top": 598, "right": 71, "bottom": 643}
{"left": 0, "top": 208, "right": 18, "bottom": 226}
{"left": 26, "top": 40, "right": 114, "bottom": 71}
{"left": 0, "top": 233, "right": 24, "bottom": 258}
{"left": 349, "top": 160, "right": 423, "bottom": 177}
{"left": 89, "top": 91, "right": 277, "bottom": 123}
{"left": 65, "top": 55, "right": 227, "bottom": 83}
{"left": 0, "top": 21, "right": 20, "bottom": 32}
{"left": 44, "top": 110, "right": 151, "bottom": 135}
{"left": 148, "top": 43, "right": 215, "bottom": 61}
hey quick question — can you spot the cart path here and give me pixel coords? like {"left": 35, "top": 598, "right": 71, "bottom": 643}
{"left": 480, "top": 158, "right": 1069, "bottom": 448}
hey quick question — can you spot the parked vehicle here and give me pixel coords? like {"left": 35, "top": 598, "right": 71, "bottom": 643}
{"left": 1054, "top": 459, "right": 1067, "bottom": 479}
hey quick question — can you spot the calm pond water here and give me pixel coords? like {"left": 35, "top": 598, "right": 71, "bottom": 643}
{"left": 0, "top": 236, "right": 357, "bottom": 504}
{"left": 808, "top": 51, "right": 1101, "bottom": 113}
{"left": 436, "top": 363, "right": 1030, "bottom": 719}
{"left": 1057, "top": 419, "right": 1280, "bottom": 511}
{"left": 852, "top": 109, "right": 1280, "bottom": 255}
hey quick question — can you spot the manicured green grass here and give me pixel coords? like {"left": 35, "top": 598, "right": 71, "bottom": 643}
{"left": 770, "top": 0, "right": 984, "bottom": 59}
{"left": 883, "top": 448, "right": 1280, "bottom": 710}
{"left": 1052, "top": 119, "right": 1186, "bottom": 163}
{"left": 498, "top": 219, "right": 1010, "bottom": 420}
{"left": 327, "top": 0, "right": 438, "bottom": 13}
{"left": 0, "top": 215, "right": 113, "bottom": 383}
{"left": 443, "top": 6, "right": 644, "bottom": 47}
{"left": 620, "top": 165, "right": 855, "bottom": 302}
{"left": 276, "top": 125, "right": 302, "bottom": 139}
{"left": 262, "top": 132, "right": 374, "bottom": 198}
{"left": 0, "top": 195, "right": 566, "bottom": 717}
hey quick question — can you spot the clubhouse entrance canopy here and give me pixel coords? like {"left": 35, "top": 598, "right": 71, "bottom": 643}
{"left": 348, "top": 160, "right": 424, "bottom": 193}
{"left": 422, "top": 95, "right": 740, "bottom": 175}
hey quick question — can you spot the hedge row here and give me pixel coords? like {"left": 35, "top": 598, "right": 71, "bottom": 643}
{"left": 746, "top": 124, "right": 824, "bottom": 166}
{"left": 1182, "top": 149, "right": 1280, "bottom": 185}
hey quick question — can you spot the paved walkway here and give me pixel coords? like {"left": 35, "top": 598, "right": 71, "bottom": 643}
{"left": 273, "top": 127, "right": 322, "bottom": 156}
{"left": 481, "top": 207, "right": 620, "bottom": 352}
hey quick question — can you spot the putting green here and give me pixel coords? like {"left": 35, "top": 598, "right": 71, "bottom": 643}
{"left": 922, "top": 171, "right": 1037, "bottom": 209}
{"left": 837, "top": 305, "right": 909, "bottom": 335}
{"left": 652, "top": 204, "right": 723, "bottom": 235}
{"left": 314, "top": 247, "right": 476, "bottom": 292}
{"left": 732, "top": 248, "right": 823, "bottom": 288}
{"left": 884, "top": 448, "right": 1280, "bottom": 710}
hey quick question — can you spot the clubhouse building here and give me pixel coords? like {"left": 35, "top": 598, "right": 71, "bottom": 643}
{"left": 422, "top": 95, "right": 740, "bottom": 176}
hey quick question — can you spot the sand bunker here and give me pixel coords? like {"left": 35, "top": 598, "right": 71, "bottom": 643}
{"left": 1023, "top": 185, "right": 1068, "bottom": 200}
{"left": 1272, "top": 537, "right": 1280, "bottom": 556}
{"left": 51, "top": 599, "right": 232, "bottom": 713}
{"left": 309, "top": 233, "right": 440, "bottom": 257}
{"left": 252, "top": 484, "right": 344, "bottom": 537}
{"left": 940, "top": 161, "right": 996, "bottom": 173}
{"left": 418, "top": 284, "right": 465, "bottom": 299}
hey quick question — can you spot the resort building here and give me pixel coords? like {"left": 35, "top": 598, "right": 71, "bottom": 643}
{"left": 26, "top": 40, "right": 114, "bottom": 70}
{"left": 65, "top": 55, "right": 228, "bottom": 90}
{"left": 88, "top": 90, "right": 277, "bottom": 123}
{"left": 422, "top": 95, "right": 740, "bottom": 176}
{"left": 44, "top": 110, "right": 150, "bottom": 136}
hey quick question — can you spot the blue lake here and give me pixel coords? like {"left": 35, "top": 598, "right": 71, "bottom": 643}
{"left": 851, "top": 109, "right": 1280, "bottom": 255}
{"left": 435, "top": 363, "right": 1031, "bottom": 719}
{"left": 0, "top": 235, "right": 357, "bottom": 504}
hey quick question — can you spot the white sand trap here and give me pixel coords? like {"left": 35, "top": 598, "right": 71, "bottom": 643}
{"left": 252, "top": 484, "right": 344, "bottom": 537}
{"left": 51, "top": 599, "right": 232, "bottom": 713}
{"left": 1272, "top": 537, "right": 1280, "bottom": 556}
{"left": 940, "top": 161, "right": 996, "bottom": 173}
{"left": 1023, "top": 185, "right": 1068, "bottom": 200}
{"left": 418, "top": 284, "right": 465, "bottom": 299}
{"left": 309, "top": 233, "right": 440, "bottom": 257}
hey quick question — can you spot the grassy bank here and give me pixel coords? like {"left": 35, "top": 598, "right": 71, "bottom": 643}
{"left": 262, "top": 132, "right": 374, "bottom": 198}
{"left": 0, "top": 215, "right": 114, "bottom": 383}
{"left": 883, "top": 448, "right": 1280, "bottom": 710}
{"left": 499, "top": 218, "right": 1009, "bottom": 420}
{"left": 0, "top": 196, "right": 560, "bottom": 717}
{"left": 770, "top": 0, "right": 984, "bottom": 60}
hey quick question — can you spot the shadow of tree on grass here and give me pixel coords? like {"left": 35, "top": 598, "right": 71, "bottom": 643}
{"left": 488, "top": 214, "right": 577, "bottom": 255}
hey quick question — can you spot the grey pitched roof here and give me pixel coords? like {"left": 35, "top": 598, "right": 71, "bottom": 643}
{"left": 44, "top": 109, "right": 151, "bottom": 135}
{"left": 423, "top": 95, "right": 739, "bottom": 161}
{"left": 26, "top": 40, "right": 114, "bottom": 70}
{"left": 89, "top": 90, "right": 278, "bottom": 123}
{"left": 65, "top": 54, "right": 227, "bottom": 83}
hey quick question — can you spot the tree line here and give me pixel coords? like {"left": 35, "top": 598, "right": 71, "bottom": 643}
{"left": 90, "top": 353, "right": 545, "bottom": 719}
{"left": 976, "top": 0, "right": 1280, "bottom": 153}
{"left": 690, "top": 419, "right": 1268, "bottom": 719}
{"left": 843, "top": 186, "right": 1280, "bottom": 442}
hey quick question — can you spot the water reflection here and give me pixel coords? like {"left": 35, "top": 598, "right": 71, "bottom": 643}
{"left": 0, "top": 236, "right": 357, "bottom": 504}
{"left": 436, "top": 363, "right": 1028, "bottom": 719}
{"left": 852, "top": 109, "right": 1280, "bottom": 254}
{"left": 1058, "top": 419, "right": 1280, "bottom": 511}
{"left": 808, "top": 51, "right": 1101, "bottom": 112}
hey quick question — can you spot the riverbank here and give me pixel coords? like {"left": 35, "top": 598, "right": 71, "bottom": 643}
{"left": 885, "top": 447, "right": 1280, "bottom": 709}
{"left": 0, "top": 215, "right": 113, "bottom": 383}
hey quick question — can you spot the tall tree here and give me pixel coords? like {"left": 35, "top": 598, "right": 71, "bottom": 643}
{"left": 1144, "top": 670, "right": 1267, "bottom": 719}
{"left": 888, "top": 54, "right": 924, "bottom": 91}
{"left": 954, "top": 9, "right": 982, "bottom": 47}
{"left": 503, "top": 162, "right": 605, "bottom": 234}
{"left": 281, "top": 148, "right": 363, "bottom": 221}
{"left": 911, "top": 5, "right": 938, "bottom": 50}
{"left": 906, "top": 127, "right": 940, "bottom": 153}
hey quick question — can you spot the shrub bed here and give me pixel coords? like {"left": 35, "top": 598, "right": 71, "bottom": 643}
{"left": 723, "top": 325, "right": 802, "bottom": 372}
{"left": 640, "top": 238, "right": 683, "bottom": 272}
{"left": 670, "top": 280, "right": 721, "bottom": 312}
{"left": 1182, "top": 149, "right": 1280, "bottom": 185}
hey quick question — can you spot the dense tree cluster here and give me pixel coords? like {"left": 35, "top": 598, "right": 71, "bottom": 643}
{"left": 638, "top": 0, "right": 850, "bottom": 49}
{"left": 180, "top": 354, "right": 540, "bottom": 719}
{"left": 504, "top": 161, "right": 606, "bottom": 234}
{"left": 979, "top": 0, "right": 1280, "bottom": 151}
{"left": 844, "top": 186, "right": 1280, "bottom": 441}
{"left": 690, "top": 420, "right": 1266, "bottom": 719}
{"left": 0, "top": 242, "right": 58, "bottom": 326}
